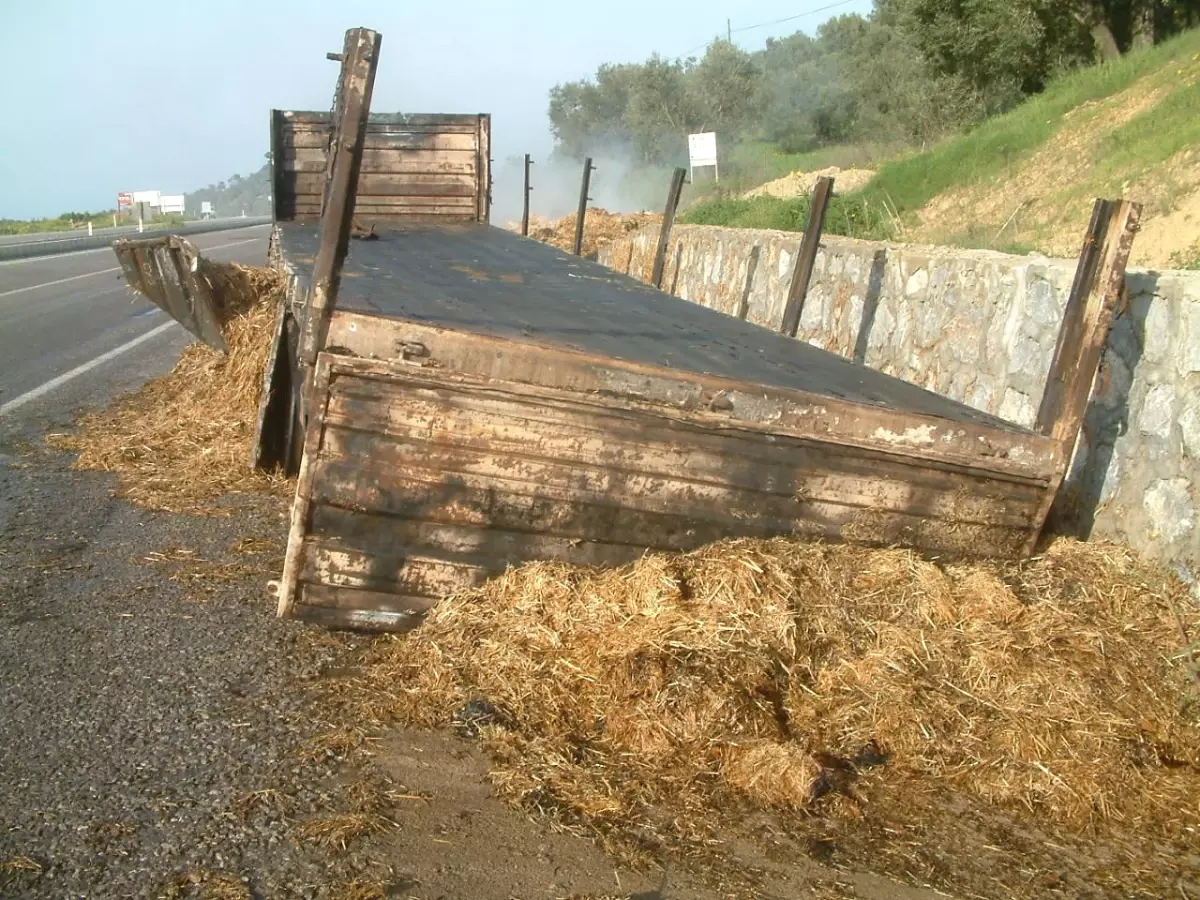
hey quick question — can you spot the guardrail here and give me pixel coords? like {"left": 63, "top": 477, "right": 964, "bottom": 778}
{"left": 0, "top": 217, "right": 273, "bottom": 262}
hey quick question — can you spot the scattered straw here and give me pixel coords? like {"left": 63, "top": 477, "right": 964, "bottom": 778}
{"left": 520, "top": 209, "right": 661, "bottom": 258}
{"left": 1, "top": 855, "right": 44, "bottom": 881}
{"left": 299, "top": 727, "right": 370, "bottom": 764}
{"left": 344, "top": 536, "right": 1200, "bottom": 893}
{"left": 326, "top": 881, "right": 388, "bottom": 900}
{"left": 47, "top": 261, "right": 291, "bottom": 514}
{"left": 295, "top": 813, "right": 391, "bottom": 850}
{"left": 159, "top": 871, "right": 250, "bottom": 900}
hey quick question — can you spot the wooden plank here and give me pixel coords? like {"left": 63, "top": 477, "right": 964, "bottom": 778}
{"left": 280, "top": 130, "right": 478, "bottom": 152}
{"left": 291, "top": 172, "right": 477, "bottom": 197}
{"left": 280, "top": 147, "right": 479, "bottom": 173}
{"left": 1035, "top": 198, "right": 1141, "bottom": 447}
{"left": 284, "top": 123, "right": 483, "bottom": 139}
{"left": 289, "top": 599, "right": 426, "bottom": 632}
{"left": 297, "top": 26, "right": 382, "bottom": 411}
{"left": 477, "top": 114, "right": 492, "bottom": 222}
{"left": 278, "top": 354, "right": 335, "bottom": 618}
{"left": 283, "top": 110, "right": 487, "bottom": 127}
{"left": 651, "top": 167, "right": 687, "bottom": 289}
{"left": 780, "top": 176, "right": 834, "bottom": 338}
{"left": 270, "top": 109, "right": 286, "bottom": 222}
{"left": 323, "top": 316, "right": 1065, "bottom": 483}
{"left": 310, "top": 453, "right": 1038, "bottom": 543}
{"left": 318, "top": 392, "right": 1047, "bottom": 522}
{"left": 308, "top": 506, "right": 678, "bottom": 566}
{"left": 292, "top": 202, "right": 478, "bottom": 218}
{"left": 300, "top": 545, "right": 486, "bottom": 598}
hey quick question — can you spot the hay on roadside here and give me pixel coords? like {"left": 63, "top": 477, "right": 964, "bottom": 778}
{"left": 46, "top": 261, "right": 290, "bottom": 514}
{"left": 344, "top": 536, "right": 1199, "bottom": 889}
{"left": 519, "top": 209, "right": 661, "bottom": 258}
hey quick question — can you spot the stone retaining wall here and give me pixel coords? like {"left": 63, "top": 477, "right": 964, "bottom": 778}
{"left": 598, "top": 224, "right": 1200, "bottom": 580}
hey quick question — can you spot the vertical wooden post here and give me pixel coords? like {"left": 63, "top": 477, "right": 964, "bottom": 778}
{"left": 476, "top": 114, "right": 492, "bottom": 223}
{"left": 651, "top": 167, "right": 687, "bottom": 290}
{"left": 779, "top": 176, "right": 834, "bottom": 338}
{"left": 1035, "top": 198, "right": 1142, "bottom": 450}
{"left": 573, "top": 157, "right": 594, "bottom": 256}
{"left": 269, "top": 109, "right": 285, "bottom": 222}
{"left": 298, "top": 27, "right": 382, "bottom": 417}
{"left": 521, "top": 154, "right": 533, "bottom": 236}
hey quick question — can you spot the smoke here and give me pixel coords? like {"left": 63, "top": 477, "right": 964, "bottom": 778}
{"left": 491, "top": 144, "right": 678, "bottom": 227}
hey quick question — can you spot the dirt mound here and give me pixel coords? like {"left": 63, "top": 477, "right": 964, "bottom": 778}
{"left": 516, "top": 208, "right": 661, "bottom": 258}
{"left": 345, "top": 537, "right": 1200, "bottom": 896}
{"left": 744, "top": 166, "right": 876, "bottom": 200}
{"left": 46, "top": 263, "right": 290, "bottom": 514}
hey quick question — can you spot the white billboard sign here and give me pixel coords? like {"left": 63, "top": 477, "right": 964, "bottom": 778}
{"left": 160, "top": 194, "right": 186, "bottom": 214}
{"left": 132, "top": 189, "right": 161, "bottom": 206}
{"left": 688, "top": 132, "right": 718, "bottom": 167}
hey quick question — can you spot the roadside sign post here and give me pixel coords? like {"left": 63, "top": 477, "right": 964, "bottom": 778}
{"left": 687, "top": 132, "right": 719, "bottom": 183}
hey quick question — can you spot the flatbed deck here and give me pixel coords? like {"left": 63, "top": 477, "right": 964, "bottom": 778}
{"left": 275, "top": 221, "right": 1025, "bottom": 433}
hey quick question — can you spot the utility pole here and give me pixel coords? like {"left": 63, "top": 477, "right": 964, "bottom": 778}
{"left": 727, "top": 18, "right": 732, "bottom": 42}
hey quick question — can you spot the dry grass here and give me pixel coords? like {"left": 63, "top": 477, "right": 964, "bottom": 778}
{"left": 1, "top": 855, "right": 44, "bottom": 881}
{"left": 523, "top": 209, "right": 661, "bottom": 258}
{"left": 342, "top": 536, "right": 1200, "bottom": 890}
{"left": 46, "top": 261, "right": 291, "bottom": 514}
{"left": 299, "top": 727, "right": 370, "bottom": 764}
{"left": 295, "top": 812, "right": 392, "bottom": 850}
{"left": 159, "top": 871, "right": 250, "bottom": 900}
{"left": 233, "top": 788, "right": 290, "bottom": 820}
{"left": 326, "top": 881, "right": 388, "bottom": 900}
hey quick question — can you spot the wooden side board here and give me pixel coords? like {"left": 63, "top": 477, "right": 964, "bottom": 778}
{"left": 271, "top": 111, "right": 491, "bottom": 225}
{"left": 276, "top": 352, "right": 1065, "bottom": 631}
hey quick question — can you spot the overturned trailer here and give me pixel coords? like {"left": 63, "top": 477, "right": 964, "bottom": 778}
{"left": 119, "top": 27, "right": 1141, "bottom": 632}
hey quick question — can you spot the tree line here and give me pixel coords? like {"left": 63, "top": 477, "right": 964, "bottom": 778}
{"left": 548, "top": 0, "right": 1200, "bottom": 165}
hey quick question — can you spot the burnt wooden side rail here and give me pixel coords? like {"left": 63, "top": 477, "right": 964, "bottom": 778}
{"left": 1026, "top": 196, "right": 1141, "bottom": 551}
{"left": 298, "top": 26, "right": 382, "bottom": 419}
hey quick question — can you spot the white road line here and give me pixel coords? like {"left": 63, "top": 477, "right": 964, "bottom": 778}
{"left": 0, "top": 321, "right": 177, "bottom": 416}
{"left": 0, "top": 236, "right": 267, "bottom": 298}
{"left": 0, "top": 266, "right": 123, "bottom": 299}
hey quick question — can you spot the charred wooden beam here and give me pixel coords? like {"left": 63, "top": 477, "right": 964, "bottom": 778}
{"left": 651, "top": 167, "right": 687, "bottom": 290}
{"left": 779, "top": 176, "right": 834, "bottom": 338}
{"left": 298, "top": 26, "right": 383, "bottom": 417}
{"left": 1035, "top": 198, "right": 1141, "bottom": 450}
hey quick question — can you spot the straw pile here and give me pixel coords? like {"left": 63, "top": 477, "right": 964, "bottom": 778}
{"left": 743, "top": 166, "right": 876, "bottom": 200}
{"left": 521, "top": 209, "right": 661, "bottom": 258}
{"left": 47, "top": 262, "right": 290, "bottom": 514}
{"left": 344, "top": 537, "right": 1199, "bottom": 892}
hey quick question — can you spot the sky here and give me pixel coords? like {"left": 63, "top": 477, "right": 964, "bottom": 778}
{"left": 0, "top": 0, "right": 873, "bottom": 219}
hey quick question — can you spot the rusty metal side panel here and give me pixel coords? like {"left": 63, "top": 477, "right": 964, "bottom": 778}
{"left": 277, "top": 354, "right": 1057, "bottom": 632}
{"left": 111, "top": 235, "right": 227, "bottom": 352}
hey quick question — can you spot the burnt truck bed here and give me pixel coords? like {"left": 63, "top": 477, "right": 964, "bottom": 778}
{"left": 270, "top": 220, "right": 1067, "bottom": 631}
{"left": 275, "top": 222, "right": 1027, "bottom": 430}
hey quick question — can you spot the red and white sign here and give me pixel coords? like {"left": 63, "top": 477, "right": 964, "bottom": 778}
{"left": 117, "top": 191, "right": 133, "bottom": 211}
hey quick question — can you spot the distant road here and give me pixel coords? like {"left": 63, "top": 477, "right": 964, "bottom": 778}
{"left": 0, "top": 217, "right": 272, "bottom": 261}
{"left": 0, "top": 224, "right": 272, "bottom": 421}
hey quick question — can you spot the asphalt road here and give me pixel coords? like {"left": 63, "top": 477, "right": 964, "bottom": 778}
{"left": 0, "top": 225, "right": 273, "bottom": 419}
{"left": 0, "top": 225, "right": 381, "bottom": 898}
